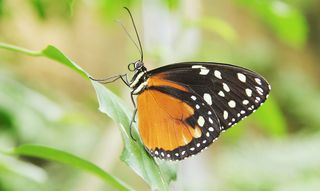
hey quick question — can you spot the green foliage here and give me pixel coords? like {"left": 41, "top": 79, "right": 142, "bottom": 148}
{"left": 0, "top": 0, "right": 3, "bottom": 17}
{"left": 253, "top": 97, "right": 287, "bottom": 138}
{"left": 236, "top": 0, "right": 308, "bottom": 48}
{"left": 29, "top": 0, "right": 74, "bottom": 19}
{"left": 0, "top": 154, "right": 48, "bottom": 191}
{"left": 98, "top": 0, "right": 135, "bottom": 22}
{"left": 164, "top": 0, "right": 180, "bottom": 10}
{"left": 0, "top": 1, "right": 318, "bottom": 190}
{"left": 0, "top": 43, "right": 176, "bottom": 191}
{"left": 9, "top": 145, "right": 132, "bottom": 191}
{"left": 31, "top": 0, "right": 46, "bottom": 19}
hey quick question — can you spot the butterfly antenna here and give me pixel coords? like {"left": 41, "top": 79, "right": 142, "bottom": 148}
{"left": 116, "top": 20, "right": 142, "bottom": 59}
{"left": 123, "top": 7, "right": 144, "bottom": 61}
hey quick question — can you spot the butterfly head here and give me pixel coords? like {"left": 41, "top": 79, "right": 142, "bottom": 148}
{"left": 128, "top": 60, "right": 148, "bottom": 92}
{"left": 128, "top": 60, "right": 146, "bottom": 73}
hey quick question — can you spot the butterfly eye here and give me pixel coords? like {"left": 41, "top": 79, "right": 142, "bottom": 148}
{"left": 128, "top": 62, "right": 135, "bottom": 71}
{"left": 134, "top": 61, "right": 143, "bottom": 69}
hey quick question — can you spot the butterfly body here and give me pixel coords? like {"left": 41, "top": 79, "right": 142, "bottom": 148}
{"left": 128, "top": 61, "right": 271, "bottom": 160}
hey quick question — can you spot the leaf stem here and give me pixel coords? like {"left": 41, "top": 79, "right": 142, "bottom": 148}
{"left": 0, "top": 42, "right": 42, "bottom": 56}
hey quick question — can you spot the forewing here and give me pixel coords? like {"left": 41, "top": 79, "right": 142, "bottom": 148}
{"left": 147, "top": 62, "right": 271, "bottom": 131}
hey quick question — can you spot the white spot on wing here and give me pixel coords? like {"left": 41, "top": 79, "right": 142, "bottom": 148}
{"left": 218, "top": 91, "right": 225, "bottom": 97}
{"left": 256, "top": 86, "right": 264, "bottom": 95}
{"left": 228, "top": 100, "right": 236, "bottom": 108}
{"left": 197, "top": 116, "right": 205, "bottom": 127}
{"left": 214, "top": 70, "right": 222, "bottom": 79}
{"left": 223, "top": 111, "right": 228, "bottom": 120}
{"left": 203, "top": 93, "right": 212, "bottom": 105}
{"left": 208, "top": 127, "right": 214, "bottom": 132}
{"left": 192, "top": 65, "right": 203, "bottom": 69}
{"left": 223, "top": 83, "right": 230, "bottom": 92}
{"left": 243, "top": 100, "right": 249, "bottom": 105}
{"left": 245, "top": 88, "right": 253, "bottom": 97}
{"left": 255, "top": 78, "right": 262, "bottom": 85}
{"left": 200, "top": 67, "right": 210, "bottom": 75}
{"left": 237, "top": 73, "right": 246, "bottom": 82}
{"left": 209, "top": 117, "right": 213, "bottom": 124}
{"left": 191, "top": 95, "right": 197, "bottom": 100}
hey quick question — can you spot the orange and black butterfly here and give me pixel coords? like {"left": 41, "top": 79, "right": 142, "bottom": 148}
{"left": 92, "top": 8, "right": 271, "bottom": 161}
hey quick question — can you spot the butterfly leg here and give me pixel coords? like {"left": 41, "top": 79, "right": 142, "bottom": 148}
{"left": 129, "top": 108, "right": 138, "bottom": 141}
{"left": 129, "top": 91, "right": 138, "bottom": 141}
{"left": 89, "top": 74, "right": 130, "bottom": 87}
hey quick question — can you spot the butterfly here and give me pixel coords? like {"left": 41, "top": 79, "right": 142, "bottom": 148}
{"left": 91, "top": 7, "right": 271, "bottom": 161}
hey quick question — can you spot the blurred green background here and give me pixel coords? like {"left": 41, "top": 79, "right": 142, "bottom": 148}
{"left": 0, "top": 0, "right": 320, "bottom": 190}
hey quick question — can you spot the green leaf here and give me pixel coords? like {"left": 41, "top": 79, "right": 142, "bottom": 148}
{"left": 41, "top": 45, "right": 88, "bottom": 78}
{"left": 253, "top": 97, "right": 287, "bottom": 138}
{"left": 30, "top": 0, "right": 47, "bottom": 19}
{"left": 8, "top": 145, "right": 132, "bottom": 191}
{"left": 0, "top": 42, "right": 177, "bottom": 191}
{"left": 92, "top": 81, "right": 176, "bottom": 191}
{"left": 236, "top": 0, "right": 308, "bottom": 48}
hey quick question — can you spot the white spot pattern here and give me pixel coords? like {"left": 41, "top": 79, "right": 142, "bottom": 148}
{"left": 200, "top": 68, "right": 210, "bottom": 75}
{"left": 209, "top": 117, "right": 213, "bottom": 124}
{"left": 203, "top": 93, "right": 212, "bottom": 105}
{"left": 191, "top": 65, "right": 203, "bottom": 69}
{"left": 191, "top": 95, "right": 197, "bottom": 100}
{"left": 255, "top": 78, "right": 262, "bottom": 85}
{"left": 256, "top": 86, "right": 264, "bottom": 95}
{"left": 223, "top": 111, "right": 228, "bottom": 119}
{"left": 245, "top": 88, "right": 253, "bottom": 97}
{"left": 197, "top": 116, "right": 205, "bottom": 127}
{"left": 218, "top": 91, "right": 225, "bottom": 97}
{"left": 223, "top": 83, "right": 230, "bottom": 92}
{"left": 214, "top": 70, "right": 222, "bottom": 79}
{"left": 228, "top": 100, "right": 236, "bottom": 108}
{"left": 237, "top": 73, "right": 246, "bottom": 82}
{"left": 243, "top": 100, "right": 249, "bottom": 105}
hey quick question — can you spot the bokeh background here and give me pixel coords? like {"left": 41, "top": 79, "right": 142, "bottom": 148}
{"left": 0, "top": 0, "right": 320, "bottom": 190}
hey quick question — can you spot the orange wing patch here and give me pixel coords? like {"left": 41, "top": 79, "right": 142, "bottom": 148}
{"left": 137, "top": 75, "right": 200, "bottom": 151}
{"left": 147, "top": 73, "right": 188, "bottom": 92}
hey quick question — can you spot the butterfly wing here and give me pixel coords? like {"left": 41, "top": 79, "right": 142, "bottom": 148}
{"left": 137, "top": 62, "right": 271, "bottom": 160}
